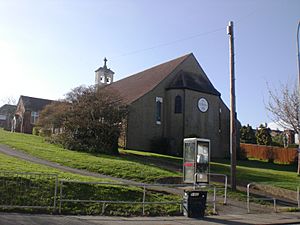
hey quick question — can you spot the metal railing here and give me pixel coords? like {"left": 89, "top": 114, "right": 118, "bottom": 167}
{"left": 58, "top": 180, "right": 219, "bottom": 215}
{"left": 247, "top": 182, "right": 300, "bottom": 213}
{"left": 247, "top": 182, "right": 277, "bottom": 213}
{"left": 0, "top": 171, "right": 227, "bottom": 215}
{"left": 298, "top": 186, "right": 300, "bottom": 208}
{"left": 0, "top": 171, "right": 58, "bottom": 210}
{"left": 209, "top": 173, "right": 228, "bottom": 205}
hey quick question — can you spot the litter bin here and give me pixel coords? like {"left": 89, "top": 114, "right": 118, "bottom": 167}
{"left": 183, "top": 190, "right": 207, "bottom": 218}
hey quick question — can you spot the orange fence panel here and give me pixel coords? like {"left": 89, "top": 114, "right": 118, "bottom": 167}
{"left": 240, "top": 143, "right": 297, "bottom": 164}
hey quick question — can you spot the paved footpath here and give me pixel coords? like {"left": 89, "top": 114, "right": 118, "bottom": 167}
{"left": 0, "top": 212, "right": 300, "bottom": 225}
{"left": 0, "top": 144, "right": 183, "bottom": 194}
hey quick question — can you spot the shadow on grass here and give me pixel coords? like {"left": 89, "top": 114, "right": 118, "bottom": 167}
{"left": 213, "top": 158, "right": 297, "bottom": 172}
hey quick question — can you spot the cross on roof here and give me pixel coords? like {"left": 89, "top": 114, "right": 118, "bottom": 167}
{"left": 104, "top": 57, "right": 107, "bottom": 68}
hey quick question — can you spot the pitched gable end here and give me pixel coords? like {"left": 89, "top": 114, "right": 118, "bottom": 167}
{"left": 107, "top": 53, "right": 192, "bottom": 104}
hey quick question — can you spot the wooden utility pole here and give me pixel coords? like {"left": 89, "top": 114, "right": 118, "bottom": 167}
{"left": 296, "top": 20, "right": 300, "bottom": 175}
{"left": 227, "top": 21, "right": 237, "bottom": 190}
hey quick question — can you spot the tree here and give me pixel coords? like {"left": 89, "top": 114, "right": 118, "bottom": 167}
{"left": 266, "top": 82, "right": 299, "bottom": 133}
{"left": 240, "top": 124, "right": 256, "bottom": 144}
{"left": 1, "top": 96, "right": 17, "bottom": 105}
{"left": 271, "top": 131, "right": 284, "bottom": 147}
{"left": 37, "top": 100, "right": 70, "bottom": 135}
{"left": 256, "top": 124, "right": 272, "bottom": 146}
{"left": 38, "top": 85, "right": 128, "bottom": 155}
{"left": 266, "top": 82, "right": 300, "bottom": 173}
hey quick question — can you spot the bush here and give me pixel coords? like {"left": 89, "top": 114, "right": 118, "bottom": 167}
{"left": 32, "top": 127, "right": 40, "bottom": 136}
{"left": 38, "top": 86, "right": 127, "bottom": 155}
{"left": 39, "top": 128, "right": 52, "bottom": 137}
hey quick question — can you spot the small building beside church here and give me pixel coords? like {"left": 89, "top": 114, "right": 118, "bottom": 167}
{"left": 14, "top": 95, "right": 53, "bottom": 134}
{"left": 96, "top": 53, "right": 234, "bottom": 158}
{"left": 0, "top": 104, "right": 17, "bottom": 131}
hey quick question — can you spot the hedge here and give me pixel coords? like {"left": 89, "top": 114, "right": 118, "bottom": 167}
{"left": 240, "top": 143, "right": 298, "bottom": 164}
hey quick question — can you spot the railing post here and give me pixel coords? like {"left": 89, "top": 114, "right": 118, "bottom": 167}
{"left": 59, "top": 180, "right": 63, "bottom": 214}
{"left": 247, "top": 183, "right": 252, "bottom": 213}
{"left": 297, "top": 186, "right": 300, "bottom": 208}
{"left": 213, "top": 186, "right": 216, "bottom": 214}
{"left": 224, "top": 175, "right": 228, "bottom": 205}
{"left": 53, "top": 175, "right": 58, "bottom": 212}
{"left": 209, "top": 173, "right": 227, "bottom": 205}
{"left": 102, "top": 203, "right": 106, "bottom": 214}
{"left": 142, "top": 185, "right": 146, "bottom": 215}
{"left": 273, "top": 198, "right": 277, "bottom": 213}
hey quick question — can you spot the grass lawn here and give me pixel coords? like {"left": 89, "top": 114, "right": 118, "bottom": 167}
{"left": 211, "top": 159, "right": 300, "bottom": 191}
{"left": 0, "top": 129, "right": 179, "bottom": 183}
{"left": 0, "top": 152, "right": 181, "bottom": 216}
{"left": 121, "top": 149, "right": 299, "bottom": 191}
{"left": 0, "top": 129, "right": 299, "bottom": 191}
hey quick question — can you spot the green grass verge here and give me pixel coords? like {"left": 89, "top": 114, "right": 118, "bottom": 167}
{"left": 211, "top": 159, "right": 300, "bottom": 191}
{"left": 0, "top": 152, "right": 181, "bottom": 216}
{"left": 0, "top": 129, "right": 179, "bottom": 183}
{"left": 121, "top": 149, "right": 300, "bottom": 191}
{"left": 0, "top": 129, "right": 299, "bottom": 192}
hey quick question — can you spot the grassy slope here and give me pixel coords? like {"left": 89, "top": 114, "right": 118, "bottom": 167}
{"left": 212, "top": 159, "right": 300, "bottom": 190}
{"left": 122, "top": 149, "right": 300, "bottom": 191}
{"left": 0, "top": 130, "right": 179, "bottom": 183}
{"left": 0, "top": 152, "right": 180, "bottom": 216}
{"left": 0, "top": 129, "right": 299, "bottom": 190}
{"left": 0, "top": 152, "right": 108, "bottom": 182}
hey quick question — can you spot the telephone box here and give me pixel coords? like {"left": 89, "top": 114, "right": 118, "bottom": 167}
{"left": 183, "top": 138, "right": 210, "bottom": 184}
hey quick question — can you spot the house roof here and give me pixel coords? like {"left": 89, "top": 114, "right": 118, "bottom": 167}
{"left": 19, "top": 96, "right": 53, "bottom": 112}
{"left": 107, "top": 53, "right": 192, "bottom": 104}
{"left": 167, "top": 70, "right": 220, "bottom": 96}
{"left": 0, "top": 104, "right": 17, "bottom": 115}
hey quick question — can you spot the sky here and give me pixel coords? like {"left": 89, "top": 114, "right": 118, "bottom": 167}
{"left": 0, "top": 0, "right": 299, "bottom": 129}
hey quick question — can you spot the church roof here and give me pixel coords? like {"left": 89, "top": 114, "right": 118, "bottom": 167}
{"left": 19, "top": 95, "right": 53, "bottom": 112}
{"left": 167, "top": 70, "right": 220, "bottom": 96}
{"left": 107, "top": 53, "right": 191, "bottom": 104}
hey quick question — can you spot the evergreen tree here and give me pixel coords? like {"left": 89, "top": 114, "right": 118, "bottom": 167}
{"left": 256, "top": 124, "right": 272, "bottom": 146}
{"left": 240, "top": 124, "right": 256, "bottom": 144}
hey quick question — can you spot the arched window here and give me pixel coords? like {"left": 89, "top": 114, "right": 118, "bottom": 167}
{"left": 174, "top": 95, "right": 182, "bottom": 114}
{"left": 156, "top": 97, "right": 163, "bottom": 124}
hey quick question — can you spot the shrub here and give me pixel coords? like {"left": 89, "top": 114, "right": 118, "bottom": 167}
{"left": 32, "top": 127, "right": 40, "bottom": 136}
{"left": 38, "top": 86, "right": 127, "bottom": 155}
{"left": 256, "top": 124, "right": 272, "bottom": 146}
{"left": 240, "top": 124, "right": 256, "bottom": 144}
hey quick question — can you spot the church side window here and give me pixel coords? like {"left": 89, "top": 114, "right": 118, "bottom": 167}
{"left": 174, "top": 95, "right": 182, "bottom": 114}
{"left": 156, "top": 97, "right": 163, "bottom": 125}
{"left": 31, "top": 111, "right": 39, "bottom": 124}
{"left": 219, "top": 108, "right": 222, "bottom": 133}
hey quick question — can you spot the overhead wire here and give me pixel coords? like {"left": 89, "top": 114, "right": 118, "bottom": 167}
{"left": 108, "top": 7, "right": 259, "bottom": 61}
{"left": 110, "top": 26, "right": 226, "bottom": 60}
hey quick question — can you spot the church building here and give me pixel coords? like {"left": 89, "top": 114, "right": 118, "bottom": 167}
{"left": 95, "top": 53, "right": 232, "bottom": 158}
